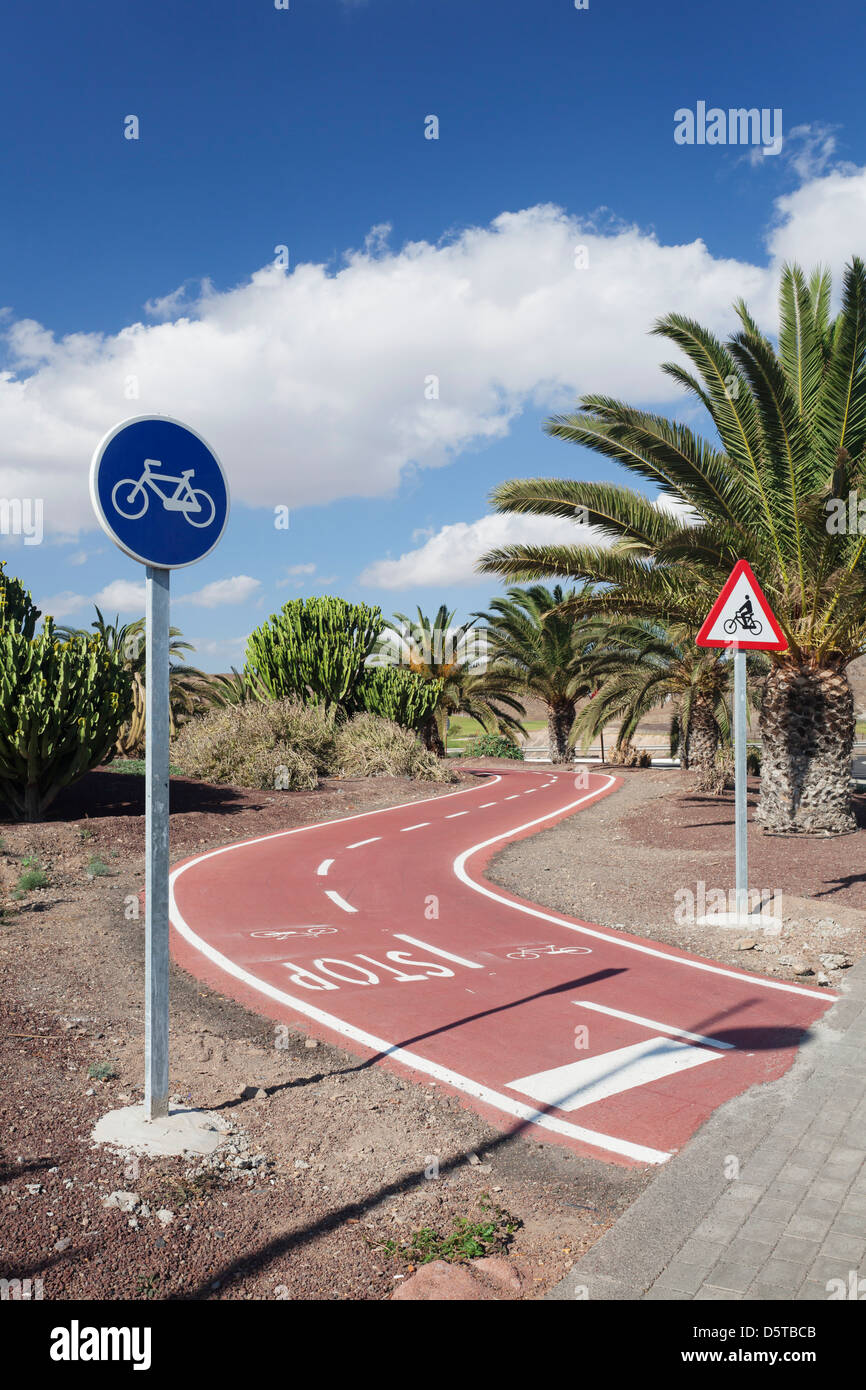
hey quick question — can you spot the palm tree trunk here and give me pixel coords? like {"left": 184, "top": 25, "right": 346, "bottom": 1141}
{"left": 547, "top": 700, "right": 575, "bottom": 763}
{"left": 684, "top": 693, "right": 719, "bottom": 774}
{"left": 756, "top": 663, "right": 856, "bottom": 835}
{"left": 421, "top": 711, "right": 445, "bottom": 758}
{"left": 674, "top": 714, "right": 689, "bottom": 770}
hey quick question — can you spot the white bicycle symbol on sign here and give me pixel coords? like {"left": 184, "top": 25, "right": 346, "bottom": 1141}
{"left": 111, "top": 458, "right": 216, "bottom": 528}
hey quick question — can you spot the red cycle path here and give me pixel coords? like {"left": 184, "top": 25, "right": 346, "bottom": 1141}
{"left": 169, "top": 766, "right": 834, "bottom": 1167}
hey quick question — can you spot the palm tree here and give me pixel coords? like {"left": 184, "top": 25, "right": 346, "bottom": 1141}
{"left": 56, "top": 608, "right": 209, "bottom": 755}
{"left": 385, "top": 604, "right": 524, "bottom": 755}
{"left": 476, "top": 584, "right": 595, "bottom": 762}
{"left": 204, "top": 665, "right": 269, "bottom": 707}
{"left": 576, "top": 619, "right": 769, "bottom": 772}
{"left": 480, "top": 258, "right": 866, "bottom": 834}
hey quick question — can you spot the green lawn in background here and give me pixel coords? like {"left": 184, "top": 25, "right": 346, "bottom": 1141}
{"left": 445, "top": 716, "right": 546, "bottom": 751}
{"left": 107, "top": 758, "right": 185, "bottom": 776}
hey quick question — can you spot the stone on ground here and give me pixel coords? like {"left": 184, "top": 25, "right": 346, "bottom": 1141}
{"left": 390, "top": 1257, "right": 523, "bottom": 1300}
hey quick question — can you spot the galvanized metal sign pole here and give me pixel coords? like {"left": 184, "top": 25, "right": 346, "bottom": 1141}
{"left": 696, "top": 559, "right": 787, "bottom": 923}
{"left": 145, "top": 566, "right": 171, "bottom": 1117}
{"left": 733, "top": 643, "right": 748, "bottom": 921}
{"left": 90, "top": 416, "right": 229, "bottom": 1123}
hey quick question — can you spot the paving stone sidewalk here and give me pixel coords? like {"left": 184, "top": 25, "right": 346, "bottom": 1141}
{"left": 548, "top": 957, "right": 866, "bottom": 1301}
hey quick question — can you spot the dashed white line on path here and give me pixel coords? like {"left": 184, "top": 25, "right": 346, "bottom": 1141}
{"left": 524, "top": 789, "right": 537, "bottom": 794}
{"left": 316, "top": 859, "right": 333, "bottom": 877}
{"left": 505, "top": 794, "right": 520, "bottom": 800}
{"left": 168, "top": 770, "right": 674, "bottom": 1166}
{"left": 479, "top": 802, "right": 497, "bottom": 808}
{"left": 347, "top": 837, "right": 380, "bottom": 849}
{"left": 445, "top": 811, "right": 468, "bottom": 818}
{"left": 325, "top": 890, "right": 357, "bottom": 914}
{"left": 400, "top": 822, "right": 430, "bottom": 832}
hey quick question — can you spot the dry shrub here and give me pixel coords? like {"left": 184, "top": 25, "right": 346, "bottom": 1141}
{"left": 333, "top": 713, "right": 454, "bottom": 782}
{"left": 607, "top": 744, "right": 652, "bottom": 768}
{"left": 235, "top": 745, "right": 317, "bottom": 793}
{"left": 173, "top": 701, "right": 454, "bottom": 789}
{"left": 172, "top": 699, "right": 335, "bottom": 790}
{"left": 694, "top": 750, "right": 735, "bottom": 795}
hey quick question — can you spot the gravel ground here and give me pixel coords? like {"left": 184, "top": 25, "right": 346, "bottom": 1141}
{"left": 7, "top": 761, "right": 857, "bottom": 1301}
{"left": 489, "top": 766, "right": 866, "bottom": 987}
{"left": 0, "top": 762, "right": 648, "bottom": 1302}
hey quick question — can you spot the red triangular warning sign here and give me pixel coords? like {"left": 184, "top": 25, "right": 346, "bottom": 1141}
{"left": 695, "top": 560, "right": 787, "bottom": 650}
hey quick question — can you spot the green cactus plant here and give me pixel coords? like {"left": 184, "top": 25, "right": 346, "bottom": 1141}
{"left": 55, "top": 608, "right": 209, "bottom": 756}
{"left": 0, "top": 561, "right": 40, "bottom": 638}
{"left": 245, "top": 597, "right": 383, "bottom": 714}
{"left": 357, "top": 666, "right": 443, "bottom": 730}
{"left": 0, "top": 611, "right": 133, "bottom": 822}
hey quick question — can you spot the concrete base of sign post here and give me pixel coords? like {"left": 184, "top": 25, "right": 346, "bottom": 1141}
{"left": 695, "top": 911, "right": 782, "bottom": 935}
{"left": 91, "top": 1104, "right": 231, "bottom": 1158}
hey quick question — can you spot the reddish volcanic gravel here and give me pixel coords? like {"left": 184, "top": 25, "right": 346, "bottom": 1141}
{"left": 0, "top": 762, "right": 647, "bottom": 1301}
{"left": 3, "top": 760, "right": 861, "bottom": 1299}
{"left": 491, "top": 767, "right": 866, "bottom": 989}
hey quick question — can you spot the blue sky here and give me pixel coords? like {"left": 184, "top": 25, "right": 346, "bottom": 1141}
{"left": 2, "top": 0, "right": 865, "bottom": 668}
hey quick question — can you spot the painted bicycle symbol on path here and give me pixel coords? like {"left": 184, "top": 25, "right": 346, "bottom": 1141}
{"left": 249, "top": 927, "right": 338, "bottom": 941}
{"left": 507, "top": 943, "right": 593, "bottom": 960}
{"left": 111, "top": 458, "right": 216, "bottom": 528}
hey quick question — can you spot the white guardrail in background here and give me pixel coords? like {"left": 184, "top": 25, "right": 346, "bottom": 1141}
{"left": 523, "top": 742, "right": 866, "bottom": 770}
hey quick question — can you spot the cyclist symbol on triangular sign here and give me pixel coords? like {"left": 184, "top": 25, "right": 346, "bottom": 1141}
{"left": 696, "top": 560, "right": 787, "bottom": 651}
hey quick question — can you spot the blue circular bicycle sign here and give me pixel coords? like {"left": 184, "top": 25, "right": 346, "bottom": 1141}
{"left": 90, "top": 415, "right": 230, "bottom": 568}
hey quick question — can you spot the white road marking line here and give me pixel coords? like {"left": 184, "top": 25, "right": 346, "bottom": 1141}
{"left": 479, "top": 801, "right": 497, "bottom": 808}
{"left": 171, "top": 772, "right": 504, "bottom": 871}
{"left": 171, "top": 764, "right": 818, "bottom": 1165}
{"left": 400, "top": 822, "right": 430, "bottom": 832}
{"left": 574, "top": 1000, "right": 735, "bottom": 1050}
{"left": 505, "top": 794, "right": 520, "bottom": 800}
{"left": 346, "top": 837, "right": 381, "bottom": 849}
{"left": 168, "top": 768, "right": 670, "bottom": 1164}
{"left": 451, "top": 779, "right": 836, "bottom": 1000}
{"left": 524, "top": 789, "right": 537, "bottom": 794}
{"left": 325, "top": 890, "right": 357, "bottom": 914}
{"left": 445, "top": 811, "right": 468, "bottom": 818}
{"left": 507, "top": 1037, "right": 722, "bottom": 1113}
{"left": 171, "top": 890, "right": 671, "bottom": 1162}
{"left": 393, "top": 933, "right": 483, "bottom": 970}
{"left": 316, "top": 859, "right": 333, "bottom": 877}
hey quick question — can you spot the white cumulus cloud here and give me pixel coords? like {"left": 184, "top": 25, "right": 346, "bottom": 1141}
{"left": 359, "top": 513, "right": 602, "bottom": 590}
{"left": 765, "top": 169, "right": 866, "bottom": 284}
{"left": 35, "top": 590, "right": 91, "bottom": 621}
{"left": 36, "top": 576, "right": 147, "bottom": 621}
{"left": 177, "top": 575, "right": 261, "bottom": 608}
{"left": 93, "top": 579, "right": 148, "bottom": 612}
{"left": 2, "top": 167, "right": 866, "bottom": 542}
